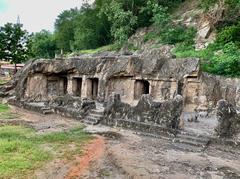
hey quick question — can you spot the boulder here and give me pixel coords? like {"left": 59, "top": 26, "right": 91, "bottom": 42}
{"left": 198, "top": 21, "right": 212, "bottom": 39}
{"left": 104, "top": 94, "right": 183, "bottom": 131}
{"left": 215, "top": 100, "right": 240, "bottom": 138}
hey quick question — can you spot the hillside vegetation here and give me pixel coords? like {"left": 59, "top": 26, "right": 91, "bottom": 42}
{"left": 1, "top": 0, "right": 239, "bottom": 77}
{"left": 30, "top": 0, "right": 240, "bottom": 77}
{"left": 172, "top": 0, "right": 240, "bottom": 77}
{"left": 30, "top": 0, "right": 182, "bottom": 58}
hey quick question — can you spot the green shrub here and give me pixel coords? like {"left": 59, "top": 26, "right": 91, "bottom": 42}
{"left": 200, "top": 0, "right": 218, "bottom": 10}
{"left": 159, "top": 25, "right": 196, "bottom": 45}
{"left": 200, "top": 0, "right": 240, "bottom": 10}
{"left": 75, "top": 44, "right": 121, "bottom": 55}
{"left": 206, "top": 42, "right": 240, "bottom": 77}
{"left": 174, "top": 41, "right": 240, "bottom": 77}
{"left": 101, "top": 1, "right": 137, "bottom": 45}
{"left": 216, "top": 23, "right": 240, "bottom": 45}
{"left": 144, "top": 2, "right": 197, "bottom": 46}
{"left": 144, "top": 31, "right": 158, "bottom": 42}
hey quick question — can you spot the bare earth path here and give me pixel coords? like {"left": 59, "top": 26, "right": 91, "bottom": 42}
{"left": 3, "top": 106, "right": 240, "bottom": 179}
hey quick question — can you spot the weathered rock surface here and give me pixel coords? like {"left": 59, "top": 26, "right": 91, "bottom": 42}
{"left": 50, "top": 95, "right": 96, "bottom": 119}
{"left": 201, "top": 73, "right": 240, "bottom": 109}
{"left": 103, "top": 93, "right": 183, "bottom": 135}
{"left": 0, "top": 45, "right": 239, "bottom": 138}
{"left": 1, "top": 50, "right": 239, "bottom": 114}
{"left": 4, "top": 53, "right": 200, "bottom": 102}
{"left": 215, "top": 100, "right": 240, "bottom": 139}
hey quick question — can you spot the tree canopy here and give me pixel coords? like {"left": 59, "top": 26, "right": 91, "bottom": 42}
{"left": 30, "top": 30, "right": 57, "bottom": 59}
{"left": 52, "top": 0, "right": 183, "bottom": 53}
{"left": 0, "top": 23, "right": 31, "bottom": 66}
{"left": 1, "top": 0, "right": 239, "bottom": 77}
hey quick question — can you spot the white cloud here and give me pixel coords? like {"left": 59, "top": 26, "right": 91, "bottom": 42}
{"left": 0, "top": 0, "right": 90, "bottom": 32}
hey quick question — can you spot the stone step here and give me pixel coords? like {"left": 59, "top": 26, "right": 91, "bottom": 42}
{"left": 136, "top": 131, "right": 173, "bottom": 141}
{"left": 41, "top": 107, "right": 51, "bottom": 111}
{"left": 84, "top": 107, "right": 105, "bottom": 125}
{"left": 171, "top": 142, "right": 203, "bottom": 153}
{"left": 85, "top": 116, "right": 99, "bottom": 125}
{"left": 84, "top": 119, "right": 98, "bottom": 125}
{"left": 173, "top": 137, "right": 208, "bottom": 148}
{"left": 96, "top": 103, "right": 104, "bottom": 108}
{"left": 115, "top": 118, "right": 176, "bottom": 136}
{"left": 176, "top": 133, "right": 210, "bottom": 143}
{"left": 87, "top": 116, "right": 102, "bottom": 121}
{"left": 143, "top": 116, "right": 151, "bottom": 119}
{"left": 179, "top": 130, "right": 209, "bottom": 138}
{"left": 91, "top": 109, "right": 104, "bottom": 115}
{"left": 42, "top": 109, "right": 54, "bottom": 115}
{"left": 89, "top": 113, "right": 104, "bottom": 118}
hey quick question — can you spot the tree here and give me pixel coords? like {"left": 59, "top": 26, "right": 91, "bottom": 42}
{"left": 52, "top": 0, "right": 183, "bottom": 53}
{"left": 54, "top": 8, "right": 79, "bottom": 53}
{"left": 0, "top": 23, "right": 31, "bottom": 73}
{"left": 72, "top": 4, "right": 111, "bottom": 50}
{"left": 101, "top": 1, "right": 137, "bottom": 45}
{"left": 30, "top": 30, "right": 57, "bottom": 59}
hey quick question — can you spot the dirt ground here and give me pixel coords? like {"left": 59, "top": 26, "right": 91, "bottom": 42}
{"left": 3, "top": 106, "right": 240, "bottom": 179}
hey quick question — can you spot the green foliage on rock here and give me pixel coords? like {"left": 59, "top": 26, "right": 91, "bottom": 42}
{"left": 200, "top": 0, "right": 218, "bottom": 10}
{"left": 206, "top": 42, "right": 240, "bottom": 77}
{"left": 216, "top": 23, "right": 240, "bottom": 45}
{"left": 0, "top": 103, "right": 18, "bottom": 119}
{"left": 201, "top": 0, "right": 240, "bottom": 10}
{"left": 173, "top": 22, "right": 240, "bottom": 77}
{"left": 144, "top": 1, "right": 197, "bottom": 47}
{"left": 150, "top": 0, "right": 240, "bottom": 78}
{"left": 70, "top": 44, "right": 121, "bottom": 56}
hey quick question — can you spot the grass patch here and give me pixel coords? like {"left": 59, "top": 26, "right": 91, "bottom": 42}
{"left": 68, "top": 42, "right": 139, "bottom": 57}
{"left": 0, "top": 103, "right": 10, "bottom": 113}
{"left": 77, "top": 44, "right": 121, "bottom": 55}
{"left": 0, "top": 125, "right": 92, "bottom": 178}
{"left": 0, "top": 103, "right": 19, "bottom": 120}
{"left": 0, "top": 78, "right": 9, "bottom": 85}
{"left": 0, "top": 126, "right": 50, "bottom": 178}
{"left": 173, "top": 43, "right": 215, "bottom": 59}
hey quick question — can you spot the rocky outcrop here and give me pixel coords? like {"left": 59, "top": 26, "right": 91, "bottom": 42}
{"left": 215, "top": 100, "right": 240, "bottom": 139}
{"left": 50, "top": 95, "right": 96, "bottom": 119}
{"left": 5, "top": 54, "right": 199, "bottom": 102}
{"left": 1, "top": 53, "right": 239, "bottom": 113}
{"left": 201, "top": 73, "right": 240, "bottom": 108}
{"left": 103, "top": 93, "right": 183, "bottom": 135}
{"left": 0, "top": 42, "right": 239, "bottom": 117}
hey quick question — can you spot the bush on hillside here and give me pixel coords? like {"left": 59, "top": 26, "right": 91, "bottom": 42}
{"left": 206, "top": 42, "right": 240, "bottom": 77}
{"left": 216, "top": 23, "right": 240, "bottom": 45}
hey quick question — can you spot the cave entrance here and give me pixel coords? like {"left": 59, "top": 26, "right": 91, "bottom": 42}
{"left": 62, "top": 76, "right": 68, "bottom": 95}
{"left": 87, "top": 78, "right": 99, "bottom": 100}
{"left": 134, "top": 80, "right": 150, "bottom": 100}
{"left": 72, "top": 78, "right": 82, "bottom": 97}
{"left": 47, "top": 75, "right": 68, "bottom": 96}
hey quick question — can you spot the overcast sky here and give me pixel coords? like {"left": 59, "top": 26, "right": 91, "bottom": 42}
{"left": 0, "top": 0, "right": 90, "bottom": 33}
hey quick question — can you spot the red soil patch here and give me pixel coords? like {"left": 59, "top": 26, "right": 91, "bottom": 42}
{"left": 65, "top": 136, "right": 105, "bottom": 179}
